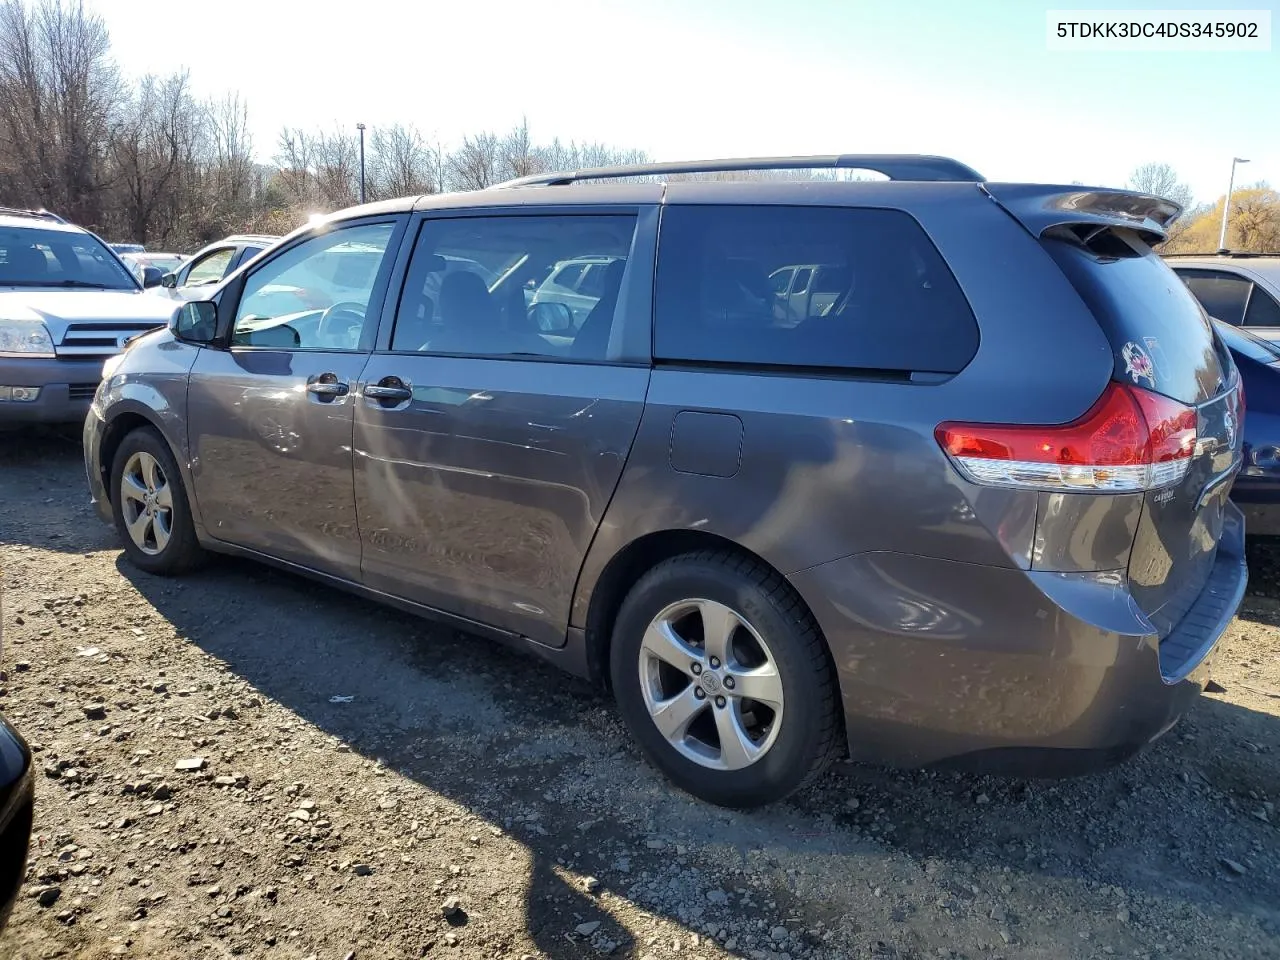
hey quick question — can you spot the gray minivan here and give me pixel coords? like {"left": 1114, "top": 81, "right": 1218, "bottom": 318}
{"left": 84, "top": 155, "right": 1246, "bottom": 807}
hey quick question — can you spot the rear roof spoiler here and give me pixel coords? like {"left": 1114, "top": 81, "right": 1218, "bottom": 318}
{"left": 982, "top": 183, "right": 1182, "bottom": 245}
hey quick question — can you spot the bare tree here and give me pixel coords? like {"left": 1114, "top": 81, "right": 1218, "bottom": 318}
{"left": 107, "top": 71, "right": 199, "bottom": 243}
{"left": 446, "top": 131, "right": 500, "bottom": 191}
{"left": 1229, "top": 184, "right": 1280, "bottom": 252}
{"left": 311, "top": 127, "right": 359, "bottom": 208}
{"left": 368, "top": 123, "right": 434, "bottom": 199}
{"left": 0, "top": 0, "right": 119, "bottom": 226}
{"left": 499, "top": 117, "right": 543, "bottom": 182}
{"left": 274, "top": 127, "right": 319, "bottom": 209}
{"left": 207, "top": 93, "right": 255, "bottom": 208}
{"left": 1126, "top": 162, "right": 1194, "bottom": 212}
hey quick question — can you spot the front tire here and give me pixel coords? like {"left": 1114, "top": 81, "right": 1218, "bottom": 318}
{"left": 110, "top": 427, "right": 205, "bottom": 575}
{"left": 610, "top": 550, "right": 842, "bottom": 808}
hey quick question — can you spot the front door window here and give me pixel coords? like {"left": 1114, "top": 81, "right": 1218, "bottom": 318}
{"left": 233, "top": 223, "right": 396, "bottom": 351}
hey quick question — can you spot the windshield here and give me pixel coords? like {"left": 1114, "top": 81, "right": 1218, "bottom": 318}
{"left": 0, "top": 226, "right": 138, "bottom": 290}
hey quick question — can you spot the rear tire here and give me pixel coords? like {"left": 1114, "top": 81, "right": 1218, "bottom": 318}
{"left": 110, "top": 427, "right": 205, "bottom": 575}
{"left": 610, "top": 549, "right": 842, "bottom": 807}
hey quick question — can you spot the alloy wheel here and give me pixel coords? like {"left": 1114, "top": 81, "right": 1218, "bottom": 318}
{"left": 637, "top": 598, "right": 785, "bottom": 771}
{"left": 119, "top": 451, "right": 174, "bottom": 556}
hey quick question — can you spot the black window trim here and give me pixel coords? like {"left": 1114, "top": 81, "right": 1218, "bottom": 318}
{"left": 1174, "top": 266, "right": 1258, "bottom": 327}
{"left": 372, "top": 205, "right": 657, "bottom": 366}
{"left": 651, "top": 202, "right": 980, "bottom": 377}
{"left": 218, "top": 214, "right": 409, "bottom": 355}
{"left": 182, "top": 245, "right": 238, "bottom": 288}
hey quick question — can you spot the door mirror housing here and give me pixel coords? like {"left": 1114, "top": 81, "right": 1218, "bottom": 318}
{"left": 160, "top": 271, "right": 178, "bottom": 289}
{"left": 170, "top": 301, "right": 218, "bottom": 345}
{"left": 529, "top": 300, "right": 574, "bottom": 333}
{"left": 141, "top": 265, "right": 165, "bottom": 288}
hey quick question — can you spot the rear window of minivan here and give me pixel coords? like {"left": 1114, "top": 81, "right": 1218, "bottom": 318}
{"left": 653, "top": 206, "right": 979, "bottom": 374}
{"left": 1044, "top": 231, "right": 1229, "bottom": 405}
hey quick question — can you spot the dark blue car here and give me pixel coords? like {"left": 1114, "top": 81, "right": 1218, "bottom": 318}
{"left": 1215, "top": 319, "right": 1280, "bottom": 535}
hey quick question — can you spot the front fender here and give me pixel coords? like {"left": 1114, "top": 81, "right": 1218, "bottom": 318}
{"left": 90, "top": 334, "right": 203, "bottom": 528}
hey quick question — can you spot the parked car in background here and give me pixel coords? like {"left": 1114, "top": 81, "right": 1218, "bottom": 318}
{"left": 529, "top": 255, "right": 625, "bottom": 325}
{"left": 0, "top": 207, "right": 176, "bottom": 425}
{"left": 156, "top": 234, "right": 278, "bottom": 300}
{"left": 1211, "top": 318, "right": 1280, "bottom": 535}
{"left": 85, "top": 155, "right": 1245, "bottom": 808}
{"left": 0, "top": 586, "right": 34, "bottom": 932}
{"left": 768, "top": 262, "right": 851, "bottom": 325}
{"left": 121, "top": 251, "right": 186, "bottom": 287}
{"left": 110, "top": 242, "right": 145, "bottom": 255}
{"left": 1166, "top": 253, "right": 1280, "bottom": 339}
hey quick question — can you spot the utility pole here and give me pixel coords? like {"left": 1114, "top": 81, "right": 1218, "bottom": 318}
{"left": 1217, "top": 156, "right": 1249, "bottom": 252}
{"left": 357, "top": 123, "right": 367, "bottom": 204}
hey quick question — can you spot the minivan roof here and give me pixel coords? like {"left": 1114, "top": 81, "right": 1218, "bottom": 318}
{"left": 307, "top": 154, "right": 1178, "bottom": 243}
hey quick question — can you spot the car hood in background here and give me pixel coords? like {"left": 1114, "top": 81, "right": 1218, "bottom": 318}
{"left": 0, "top": 289, "right": 176, "bottom": 342}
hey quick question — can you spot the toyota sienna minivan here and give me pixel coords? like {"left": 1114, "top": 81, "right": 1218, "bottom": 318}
{"left": 85, "top": 155, "right": 1247, "bottom": 807}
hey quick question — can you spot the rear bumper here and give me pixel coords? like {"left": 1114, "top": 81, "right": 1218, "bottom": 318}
{"left": 0, "top": 356, "right": 104, "bottom": 425}
{"left": 790, "top": 504, "right": 1246, "bottom": 775}
{"left": 0, "top": 711, "right": 34, "bottom": 932}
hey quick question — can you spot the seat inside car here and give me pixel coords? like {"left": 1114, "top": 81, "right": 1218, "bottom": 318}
{"left": 0, "top": 244, "right": 47, "bottom": 281}
{"left": 429, "top": 270, "right": 547, "bottom": 356}
{"left": 571, "top": 258, "right": 627, "bottom": 360}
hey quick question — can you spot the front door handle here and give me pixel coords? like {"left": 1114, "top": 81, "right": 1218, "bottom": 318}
{"left": 365, "top": 377, "right": 412, "bottom": 405}
{"left": 306, "top": 380, "right": 349, "bottom": 397}
{"left": 306, "top": 373, "right": 349, "bottom": 402}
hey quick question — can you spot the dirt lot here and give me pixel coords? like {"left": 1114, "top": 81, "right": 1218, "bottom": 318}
{"left": 0, "top": 432, "right": 1277, "bottom": 960}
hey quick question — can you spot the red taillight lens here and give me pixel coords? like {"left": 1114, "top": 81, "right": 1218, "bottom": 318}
{"left": 936, "top": 382, "right": 1197, "bottom": 492}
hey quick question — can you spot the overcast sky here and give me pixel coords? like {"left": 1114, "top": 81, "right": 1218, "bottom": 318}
{"left": 94, "top": 0, "right": 1277, "bottom": 204}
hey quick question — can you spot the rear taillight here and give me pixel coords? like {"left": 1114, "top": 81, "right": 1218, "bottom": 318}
{"left": 936, "top": 381, "right": 1197, "bottom": 493}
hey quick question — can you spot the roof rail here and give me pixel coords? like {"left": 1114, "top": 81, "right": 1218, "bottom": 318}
{"left": 493, "top": 154, "right": 984, "bottom": 188}
{"left": 0, "top": 205, "right": 68, "bottom": 224}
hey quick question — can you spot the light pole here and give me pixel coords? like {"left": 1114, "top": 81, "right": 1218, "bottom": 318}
{"left": 356, "top": 122, "right": 367, "bottom": 204}
{"left": 1217, "top": 156, "right": 1249, "bottom": 252}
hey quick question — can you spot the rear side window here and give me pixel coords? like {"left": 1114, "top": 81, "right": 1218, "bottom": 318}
{"left": 653, "top": 206, "right": 979, "bottom": 373}
{"left": 1175, "top": 269, "right": 1251, "bottom": 325}
{"left": 1047, "top": 234, "right": 1227, "bottom": 404}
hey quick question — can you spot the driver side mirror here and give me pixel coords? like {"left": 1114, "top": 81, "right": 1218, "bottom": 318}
{"left": 529, "top": 301, "right": 573, "bottom": 333}
{"left": 160, "top": 272, "right": 178, "bottom": 289}
{"left": 170, "top": 300, "right": 218, "bottom": 345}
{"left": 141, "top": 265, "right": 164, "bottom": 288}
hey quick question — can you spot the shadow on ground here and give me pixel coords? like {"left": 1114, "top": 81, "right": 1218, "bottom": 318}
{"left": 7, "top": 439, "right": 1280, "bottom": 955}
{"left": 112, "top": 549, "right": 1280, "bottom": 955}
{"left": 0, "top": 429, "right": 115, "bottom": 556}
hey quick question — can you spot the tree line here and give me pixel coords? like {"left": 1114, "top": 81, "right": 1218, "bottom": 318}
{"left": 0, "top": 0, "right": 648, "bottom": 249}
{"left": 1123, "top": 162, "right": 1278, "bottom": 253}
{"left": 1, "top": 1, "right": 1276, "bottom": 255}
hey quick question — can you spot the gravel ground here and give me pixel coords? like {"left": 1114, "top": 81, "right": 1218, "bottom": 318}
{"left": 0, "top": 431, "right": 1278, "bottom": 960}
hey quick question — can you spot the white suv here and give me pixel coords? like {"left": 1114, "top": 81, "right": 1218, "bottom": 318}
{"left": 0, "top": 207, "right": 175, "bottom": 425}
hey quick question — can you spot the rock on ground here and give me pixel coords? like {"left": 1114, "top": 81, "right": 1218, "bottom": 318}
{"left": 1, "top": 434, "right": 1279, "bottom": 959}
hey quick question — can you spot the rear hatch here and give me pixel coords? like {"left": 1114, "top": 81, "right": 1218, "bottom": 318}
{"left": 957, "top": 186, "right": 1244, "bottom": 640}
{"left": 1036, "top": 215, "right": 1241, "bottom": 636}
